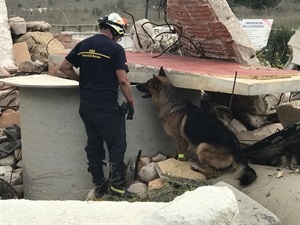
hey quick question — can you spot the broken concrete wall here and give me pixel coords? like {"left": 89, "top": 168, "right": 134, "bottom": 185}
{"left": 0, "top": 0, "right": 14, "bottom": 67}
{"left": 288, "top": 26, "right": 300, "bottom": 66}
{"left": 16, "top": 31, "right": 66, "bottom": 64}
{"left": 167, "top": 0, "right": 260, "bottom": 65}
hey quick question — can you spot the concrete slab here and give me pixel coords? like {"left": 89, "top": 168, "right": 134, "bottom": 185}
{"left": 126, "top": 51, "right": 300, "bottom": 96}
{"left": 210, "top": 164, "right": 300, "bottom": 225}
{"left": 48, "top": 52, "right": 300, "bottom": 96}
{"left": 215, "top": 182, "right": 281, "bottom": 225}
{"left": 1, "top": 185, "right": 239, "bottom": 225}
{"left": 0, "top": 74, "right": 78, "bottom": 88}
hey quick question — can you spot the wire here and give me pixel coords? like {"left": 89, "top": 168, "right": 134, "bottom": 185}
{"left": 123, "top": 10, "right": 143, "bottom": 49}
{"left": 124, "top": 0, "right": 206, "bottom": 59}
{"left": 228, "top": 71, "right": 238, "bottom": 109}
{"left": 45, "top": 26, "right": 80, "bottom": 55}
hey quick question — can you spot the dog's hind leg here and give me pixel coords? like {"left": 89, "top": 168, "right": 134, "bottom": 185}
{"left": 192, "top": 143, "right": 234, "bottom": 178}
{"left": 191, "top": 164, "right": 219, "bottom": 178}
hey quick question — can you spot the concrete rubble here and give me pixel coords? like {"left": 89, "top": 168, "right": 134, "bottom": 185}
{"left": 167, "top": 0, "right": 260, "bottom": 65}
{"left": 0, "top": 0, "right": 299, "bottom": 224}
{"left": 285, "top": 26, "right": 300, "bottom": 68}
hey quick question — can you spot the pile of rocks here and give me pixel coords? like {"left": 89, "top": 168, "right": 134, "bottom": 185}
{"left": 0, "top": 15, "right": 66, "bottom": 77}
{"left": 0, "top": 124, "right": 23, "bottom": 198}
{"left": 87, "top": 152, "right": 207, "bottom": 201}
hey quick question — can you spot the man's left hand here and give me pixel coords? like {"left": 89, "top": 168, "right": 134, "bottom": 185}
{"left": 126, "top": 102, "right": 134, "bottom": 120}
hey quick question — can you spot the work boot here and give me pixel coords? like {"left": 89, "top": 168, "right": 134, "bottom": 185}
{"left": 108, "top": 171, "right": 134, "bottom": 198}
{"left": 88, "top": 163, "right": 108, "bottom": 198}
{"left": 94, "top": 178, "right": 109, "bottom": 198}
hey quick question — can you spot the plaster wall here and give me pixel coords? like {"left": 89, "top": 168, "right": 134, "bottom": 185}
{"left": 19, "top": 86, "right": 174, "bottom": 200}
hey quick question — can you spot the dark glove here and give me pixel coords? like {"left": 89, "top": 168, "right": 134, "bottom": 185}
{"left": 126, "top": 102, "right": 134, "bottom": 120}
{"left": 119, "top": 101, "right": 128, "bottom": 115}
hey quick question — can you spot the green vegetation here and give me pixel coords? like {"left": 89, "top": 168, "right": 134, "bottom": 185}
{"left": 228, "top": 0, "right": 282, "bottom": 10}
{"left": 257, "top": 28, "right": 295, "bottom": 68}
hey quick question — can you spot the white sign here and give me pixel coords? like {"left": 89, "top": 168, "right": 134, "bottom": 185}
{"left": 239, "top": 19, "right": 273, "bottom": 51}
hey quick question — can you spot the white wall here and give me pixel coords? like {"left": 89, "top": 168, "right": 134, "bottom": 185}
{"left": 0, "top": 0, "right": 14, "bottom": 67}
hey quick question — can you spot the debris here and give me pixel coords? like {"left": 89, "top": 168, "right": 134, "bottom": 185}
{"left": 276, "top": 171, "right": 284, "bottom": 178}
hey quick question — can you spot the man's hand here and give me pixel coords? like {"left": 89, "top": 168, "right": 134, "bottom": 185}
{"left": 126, "top": 102, "right": 134, "bottom": 120}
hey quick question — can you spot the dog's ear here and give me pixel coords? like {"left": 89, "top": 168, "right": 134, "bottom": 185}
{"left": 158, "top": 66, "right": 166, "bottom": 77}
{"left": 152, "top": 74, "right": 162, "bottom": 86}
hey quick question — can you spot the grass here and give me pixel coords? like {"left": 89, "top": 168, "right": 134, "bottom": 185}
{"left": 6, "top": 0, "right": 300, "bottom": 30}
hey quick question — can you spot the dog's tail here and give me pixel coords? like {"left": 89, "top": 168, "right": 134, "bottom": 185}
{"left": 229, "top": 133, "right": 257, "bottom": 186}
{"left": 238, "top": 164, "right": 257, "bottom": 186}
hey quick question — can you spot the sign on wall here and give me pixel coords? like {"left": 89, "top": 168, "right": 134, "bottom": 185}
{"left": 239, "top": 19, "right": 273, "bottom": 51}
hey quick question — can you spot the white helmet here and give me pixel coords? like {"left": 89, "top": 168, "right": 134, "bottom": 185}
{"left": 98, "top": 13, "right": 127, "bottom": 36}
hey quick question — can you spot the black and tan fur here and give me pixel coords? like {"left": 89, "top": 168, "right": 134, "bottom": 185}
{"left": 136, "top": 67, "right": 257, "bottom": 186}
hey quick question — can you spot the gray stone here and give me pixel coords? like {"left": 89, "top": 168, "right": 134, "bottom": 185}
{"left": 236, "top": 123, "right": 283, "bottom": 146}
{"left": 0, "top": 154, "right": 15, "bottom": 166}
{"left": 16, "top": 159, "right": 22, "bottom": 168}
{"left": 3, "top": 171, "right": 22, "bottom": 185}
{"left": 0, "top": 165, "right": 12, "bottom": 175}
{"left": 151, "top": 153, "right": 167, "bottom": 162}
{"left": 26, "top": 21, "right": 51, "bottom": 32}
{"left": 276, "top": 100, "right": 300, "bottom": 127}
{"left": 14, "top": 148, "right": 22, "bottom": 161}
{"left": 9, "top": 17, "right": 26, "bottom": 35}
{"left": 128, "top": 182, "right": 149, "bottom": 199}
{"left": 18, "top": 60, "right": 45, "bottom": 73}
{"left": 138, "top": 162, "right": 159, "bottom": 183}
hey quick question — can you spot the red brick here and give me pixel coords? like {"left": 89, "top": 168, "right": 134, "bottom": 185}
{"left": 167, "top": 0, "right": 243, "bottom": 62}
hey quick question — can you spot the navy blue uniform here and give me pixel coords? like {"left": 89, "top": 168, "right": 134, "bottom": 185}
{"left": 65, "top": 34, "right": 129, "bottom": 176}
{"left": 66, "top": 34, "right": 129, "bottom": 105}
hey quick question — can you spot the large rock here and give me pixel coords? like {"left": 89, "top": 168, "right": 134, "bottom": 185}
{"left": 156, "top": 158, "right": 206, "bottom": 185}
{"left": 16, "top": 32, "right": 66, "bottom": 63}
{"left": 9, "top": 17, "right": 26, "bottom": 35}
{"left": 167, "top": 0, "right": 260, "bottom": 65}
{"left": 276, "top": 100, "right": 300, "bottom": 127}
{"left": 26, "top": 21, "right": 51, "bottom": 32}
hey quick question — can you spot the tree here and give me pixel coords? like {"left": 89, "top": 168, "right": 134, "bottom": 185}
{"left": 227, "top": 0, "right": 282, "bottom": 10}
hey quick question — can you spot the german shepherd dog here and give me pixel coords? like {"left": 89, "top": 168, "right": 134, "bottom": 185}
{"left": 136, "top": 67, "right": 257, "bottom": 186}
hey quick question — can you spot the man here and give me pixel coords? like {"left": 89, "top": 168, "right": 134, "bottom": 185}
{"left": 59, "top": 12, "right": 134, "bottom": 198}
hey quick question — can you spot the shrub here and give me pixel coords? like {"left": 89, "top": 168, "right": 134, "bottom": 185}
{"left": 257, "top": 27, "right": 295, "bottom": 68}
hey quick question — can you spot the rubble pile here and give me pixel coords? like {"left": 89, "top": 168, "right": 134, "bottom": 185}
{"left": 0, "top": 16, "right": 66, "bottom": 77}
{"left": 0, "top": 124, "right": 22, "bottom": 198}
{"left": 0, "top": 12, "right": 299, "bottom": 202}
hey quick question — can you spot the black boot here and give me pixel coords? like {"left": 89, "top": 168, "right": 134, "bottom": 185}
{"left": 108, "top": 170, "right": 133, "bottom": 198}
{"left": 94, "top": 178, "right": 109, "bottom": 198}
{"left": 88, "top": 163, "right": 108, "bottom": 198}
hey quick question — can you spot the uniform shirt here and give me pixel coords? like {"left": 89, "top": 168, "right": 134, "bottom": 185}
{"left": 65, "top": 34, "right": 129, "bottom": 105}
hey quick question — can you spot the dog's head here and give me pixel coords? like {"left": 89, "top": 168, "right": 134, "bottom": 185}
{"left": 136, "top": 66, "right": 167, "bottom": 98}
